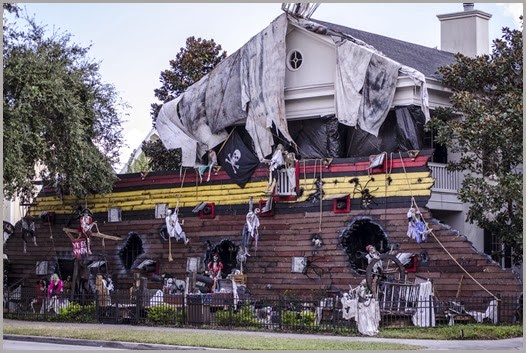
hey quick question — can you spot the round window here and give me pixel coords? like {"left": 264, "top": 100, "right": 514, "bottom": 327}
{"left": 287, "top": 50, "right": 303, "bottom": 71}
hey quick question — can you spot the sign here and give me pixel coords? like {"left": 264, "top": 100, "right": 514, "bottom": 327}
{"left": 71, "top": 238, "right": 88, "bottom": 259}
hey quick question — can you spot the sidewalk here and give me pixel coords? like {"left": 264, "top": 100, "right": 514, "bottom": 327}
{"left": 3, "top": 319, "right": 524, "bottom": 350}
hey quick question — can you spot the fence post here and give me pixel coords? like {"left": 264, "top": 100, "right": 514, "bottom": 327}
{"left": 496, "top": 293, "right": 501, "bottom": 324}
{"left": 95, "top": 290, "right": 99, "bottom": 322}
{"left": 428, "top": 294, "right": 433, "bottom": 327}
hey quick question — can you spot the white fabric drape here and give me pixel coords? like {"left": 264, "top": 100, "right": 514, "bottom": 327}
{"left": 411, "top": 280, "right": 436, "bottom": 327}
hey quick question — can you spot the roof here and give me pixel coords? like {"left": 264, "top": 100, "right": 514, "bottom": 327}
{"left": 311, "top": 18, "right": 457, "bottom": 80}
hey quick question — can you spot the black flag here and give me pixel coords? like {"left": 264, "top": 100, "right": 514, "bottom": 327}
{"left": 218, "top": 130, "right": 259, "bottom": 188}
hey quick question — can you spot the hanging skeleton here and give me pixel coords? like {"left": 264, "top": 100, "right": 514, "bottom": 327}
{"left": 241, "top": 197, "right": 260, "bottom": 256}
{"left": 407, "top": 207, "right": 429, "bottom": 243}
{"left": 264, "top": 144, "right": 285, "bottom": 195}
{"left": 63, "top": 206, "right": 120, "bottom": 257}
{"left": 15, "top": 214, "right": 37, "bottom": 253}
{"left": 165, "top": 208, "right": 189, "bottom": 245}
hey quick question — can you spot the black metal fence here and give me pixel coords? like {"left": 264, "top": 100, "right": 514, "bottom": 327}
{"left": 4, "top": 287, "right": 522, "bottom": 333}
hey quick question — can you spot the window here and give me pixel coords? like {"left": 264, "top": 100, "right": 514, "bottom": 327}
{"left": 287, "top": 50, "right": 303, "bottom": 71}
{"left": 484, "top": 229, "right": 512, "bottom": 269}
{"left": 423, "top": 127, "right": 447, "bottom": 164}
{"left": 108, "top": 207, "right": 122, "bottom": 222}
{"left": 119, "top": 232, "right": 144, "bottom": 270}
{"left": 155, "top": 204, "right": 168, "bottom": 219}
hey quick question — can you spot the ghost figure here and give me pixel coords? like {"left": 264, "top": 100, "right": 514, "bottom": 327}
{"left": 165, "top": 209, "right": 189, "bottom": 245}
{"left": 225, "top": 149, "right": 241, "bottom": 174}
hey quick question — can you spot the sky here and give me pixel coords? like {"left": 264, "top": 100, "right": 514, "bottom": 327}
{"left": 10, "top": 2, "right": 523, "bottom": 171}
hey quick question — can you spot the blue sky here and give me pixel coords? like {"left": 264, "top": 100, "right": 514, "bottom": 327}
{"left": 11, "top": 3, "right": 523, "bottom": 170}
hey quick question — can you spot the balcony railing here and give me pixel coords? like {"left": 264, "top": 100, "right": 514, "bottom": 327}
{"left": 429, "top": 163, "right": 462, "bottom": 192}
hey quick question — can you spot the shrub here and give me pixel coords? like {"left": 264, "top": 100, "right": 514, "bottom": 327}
{"left": 215, "top": 305, "right": 258, "bottom": 326}
{"left": 58, "top": 302, "right": 97, "bottom": 322}
{"left": 281, "top": 310, "right": 317, "bottom": 328}
{"left": 147, "top": 304, "right": 183, "bottom": 325}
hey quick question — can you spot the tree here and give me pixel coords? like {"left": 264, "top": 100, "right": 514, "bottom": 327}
{"left": 430, "top": 22, "right": 523, "bottom": 263}
{"left": 145, "top": 37, "right": 226, "bottom": 171}
{"left": 3, "top": 8, "right": 126, "bottom": 201}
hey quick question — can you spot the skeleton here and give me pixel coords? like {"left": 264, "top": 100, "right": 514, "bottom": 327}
{"left": 225, "top": 149, "right": 241, "bottom": 174}
{"left": 264, "top": 144, "right": 285, "bottom": 195}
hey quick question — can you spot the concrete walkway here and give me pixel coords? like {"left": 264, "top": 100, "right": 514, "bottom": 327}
{"left": 3, "top": 319, "right": 524, "bottom": 350}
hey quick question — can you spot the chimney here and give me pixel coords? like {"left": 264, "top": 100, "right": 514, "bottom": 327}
{"left": 437, "top": 3, "right": 492, "bottom": 56}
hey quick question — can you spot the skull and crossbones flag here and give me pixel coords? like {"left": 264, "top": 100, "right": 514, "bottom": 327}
{"left": 218, "top": 129, "right": 259, "bottom": 187}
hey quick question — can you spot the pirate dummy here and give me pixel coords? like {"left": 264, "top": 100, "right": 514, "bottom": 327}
{"left": 365, "top": 245, "right": 382, "bottom": 297}
{"left": 198, "top": 149, "right": 218, "bottom": 183}
{"left": 264, "top": 144, "right": 285, "bottom": 195}
{"left": 207, "top": 253, "right": 224, "bottom": 292}
{"left": 47, "top": 273, "right": 64, "bottom": 298}
{"left": 165, "top": 208, "right": 189, "bottom": 245}
{"left": 30, "top": 279, "right": 47, "bottom": 313}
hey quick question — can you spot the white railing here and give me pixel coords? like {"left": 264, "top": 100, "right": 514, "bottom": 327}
{"left": 429, "top": 162, "right": 462, "bottom": 192}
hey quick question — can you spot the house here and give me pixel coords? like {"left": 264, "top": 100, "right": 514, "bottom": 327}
{"left": 4, "top": 4, "right": 521, "bottom": 308}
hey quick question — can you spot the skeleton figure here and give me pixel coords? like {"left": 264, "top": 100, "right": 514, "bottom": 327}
{"left": 79, "top": 209, "right": 98, "bottom": 255}
{"left": 225, "top": 149, "right": 241, "bottom": 174}
{"left": 165, "top": 209, "right": 189, "bottom": 245}
{"left": 265, "top": 144, "right": 285, "bottom": 195}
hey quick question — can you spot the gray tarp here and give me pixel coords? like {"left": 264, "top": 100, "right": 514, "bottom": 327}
{"left": 241, "top": 13, "right": 293, "bottom": 160}
{"left": 157, "top": 14, "right": 293, "bottom": 166}
{"left": 157, "top": 14, "right": 431, "bottom": 167}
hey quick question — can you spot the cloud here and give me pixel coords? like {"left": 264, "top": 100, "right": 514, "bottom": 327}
{"left": 497, "top": 3, "right": 523, "bottom": 27}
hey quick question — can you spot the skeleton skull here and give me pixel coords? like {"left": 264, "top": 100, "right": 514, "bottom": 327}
{"left": 225, "top": 149, "right": 241, "bottom": 173}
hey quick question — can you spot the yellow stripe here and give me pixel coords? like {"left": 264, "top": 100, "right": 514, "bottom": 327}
{"left": 31, "top": 172, "right": 432, "bottom": 215}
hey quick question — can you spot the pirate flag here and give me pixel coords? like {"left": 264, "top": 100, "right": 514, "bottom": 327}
{"left": 218, "top": 129, "right": 259, "bottom": 188}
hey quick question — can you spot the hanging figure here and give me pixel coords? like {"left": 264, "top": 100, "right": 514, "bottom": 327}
{"left": 18, "top": 213, "right": 37, "bottom": 253}
{"left": 406, "top": 207, "right": 428, "bottom": 243}
{"left": 207, "top": 252, "right": 223, "bottom": 292}
{"left": 242, "top": 197, "right": 260, "bottom": 256}
{"left": 264, "top": 144, "right": 285, "bottom": 195}
{"left": 3, "top": 221, "right": 14, "bottom": 245}
{"left": 165, "top": 208, "right": 189, "bottom": 245}
{"left": 79, "top": 208, "right": 99, "bottom": 255}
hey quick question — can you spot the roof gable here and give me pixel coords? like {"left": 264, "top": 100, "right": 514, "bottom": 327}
{"left": 311, "top": 19, "right": 456, "bottom": 80}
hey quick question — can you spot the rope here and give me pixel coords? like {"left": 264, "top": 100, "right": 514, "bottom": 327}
{"left": 169, "top": 168, "right": 187, "bottom": 262}
{"left": 318, "top": 159, "right": 323, "bottom": 233}
{"left": 398, "top": 152, "right": 499, "bottom": 301}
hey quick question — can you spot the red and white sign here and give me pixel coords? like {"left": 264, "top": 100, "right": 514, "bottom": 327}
{"left": 71, "top": 238, "right": 88, "bottom": 259}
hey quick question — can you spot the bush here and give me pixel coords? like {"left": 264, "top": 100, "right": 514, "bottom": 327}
{"left": 215, "top": 305, "right": 258, "bottom": 326}
{"left": 281, "top": 310, "right": 317, "bottom": 328}
{"left": 147, "top": 304, "right": 183, "bottom": 325}
{"left": 58, "top": 302, "right": 97, "bottom": 322}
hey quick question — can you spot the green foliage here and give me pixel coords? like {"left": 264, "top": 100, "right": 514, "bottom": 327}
{"left": 215, "top": 305, "right": 259, "bottom": 326}
{"left": 430, "top": 23, "right": 523, "bottom": 263}
{"left": 3, "top": 10, "right": 125, "bottom": 201}
{"left": 145, "top": 37, "right": 226, "bottom": 170}
{"left": 281, "top": 310, "right": 317, "bottom": 327}
{"left": 146, "top": 305, "right": 183, "bottom": 324}
{"left": 58, "top": 302, "right": 97, "bottom": 323}
{"left": 141, "top": 140, "right": 182, "bottom": 172}
{"left": 150, "top": 36, "right": 227, "bottom": 123}
{"left": 125, "top": 150, "right": 152, "bottom": 174}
